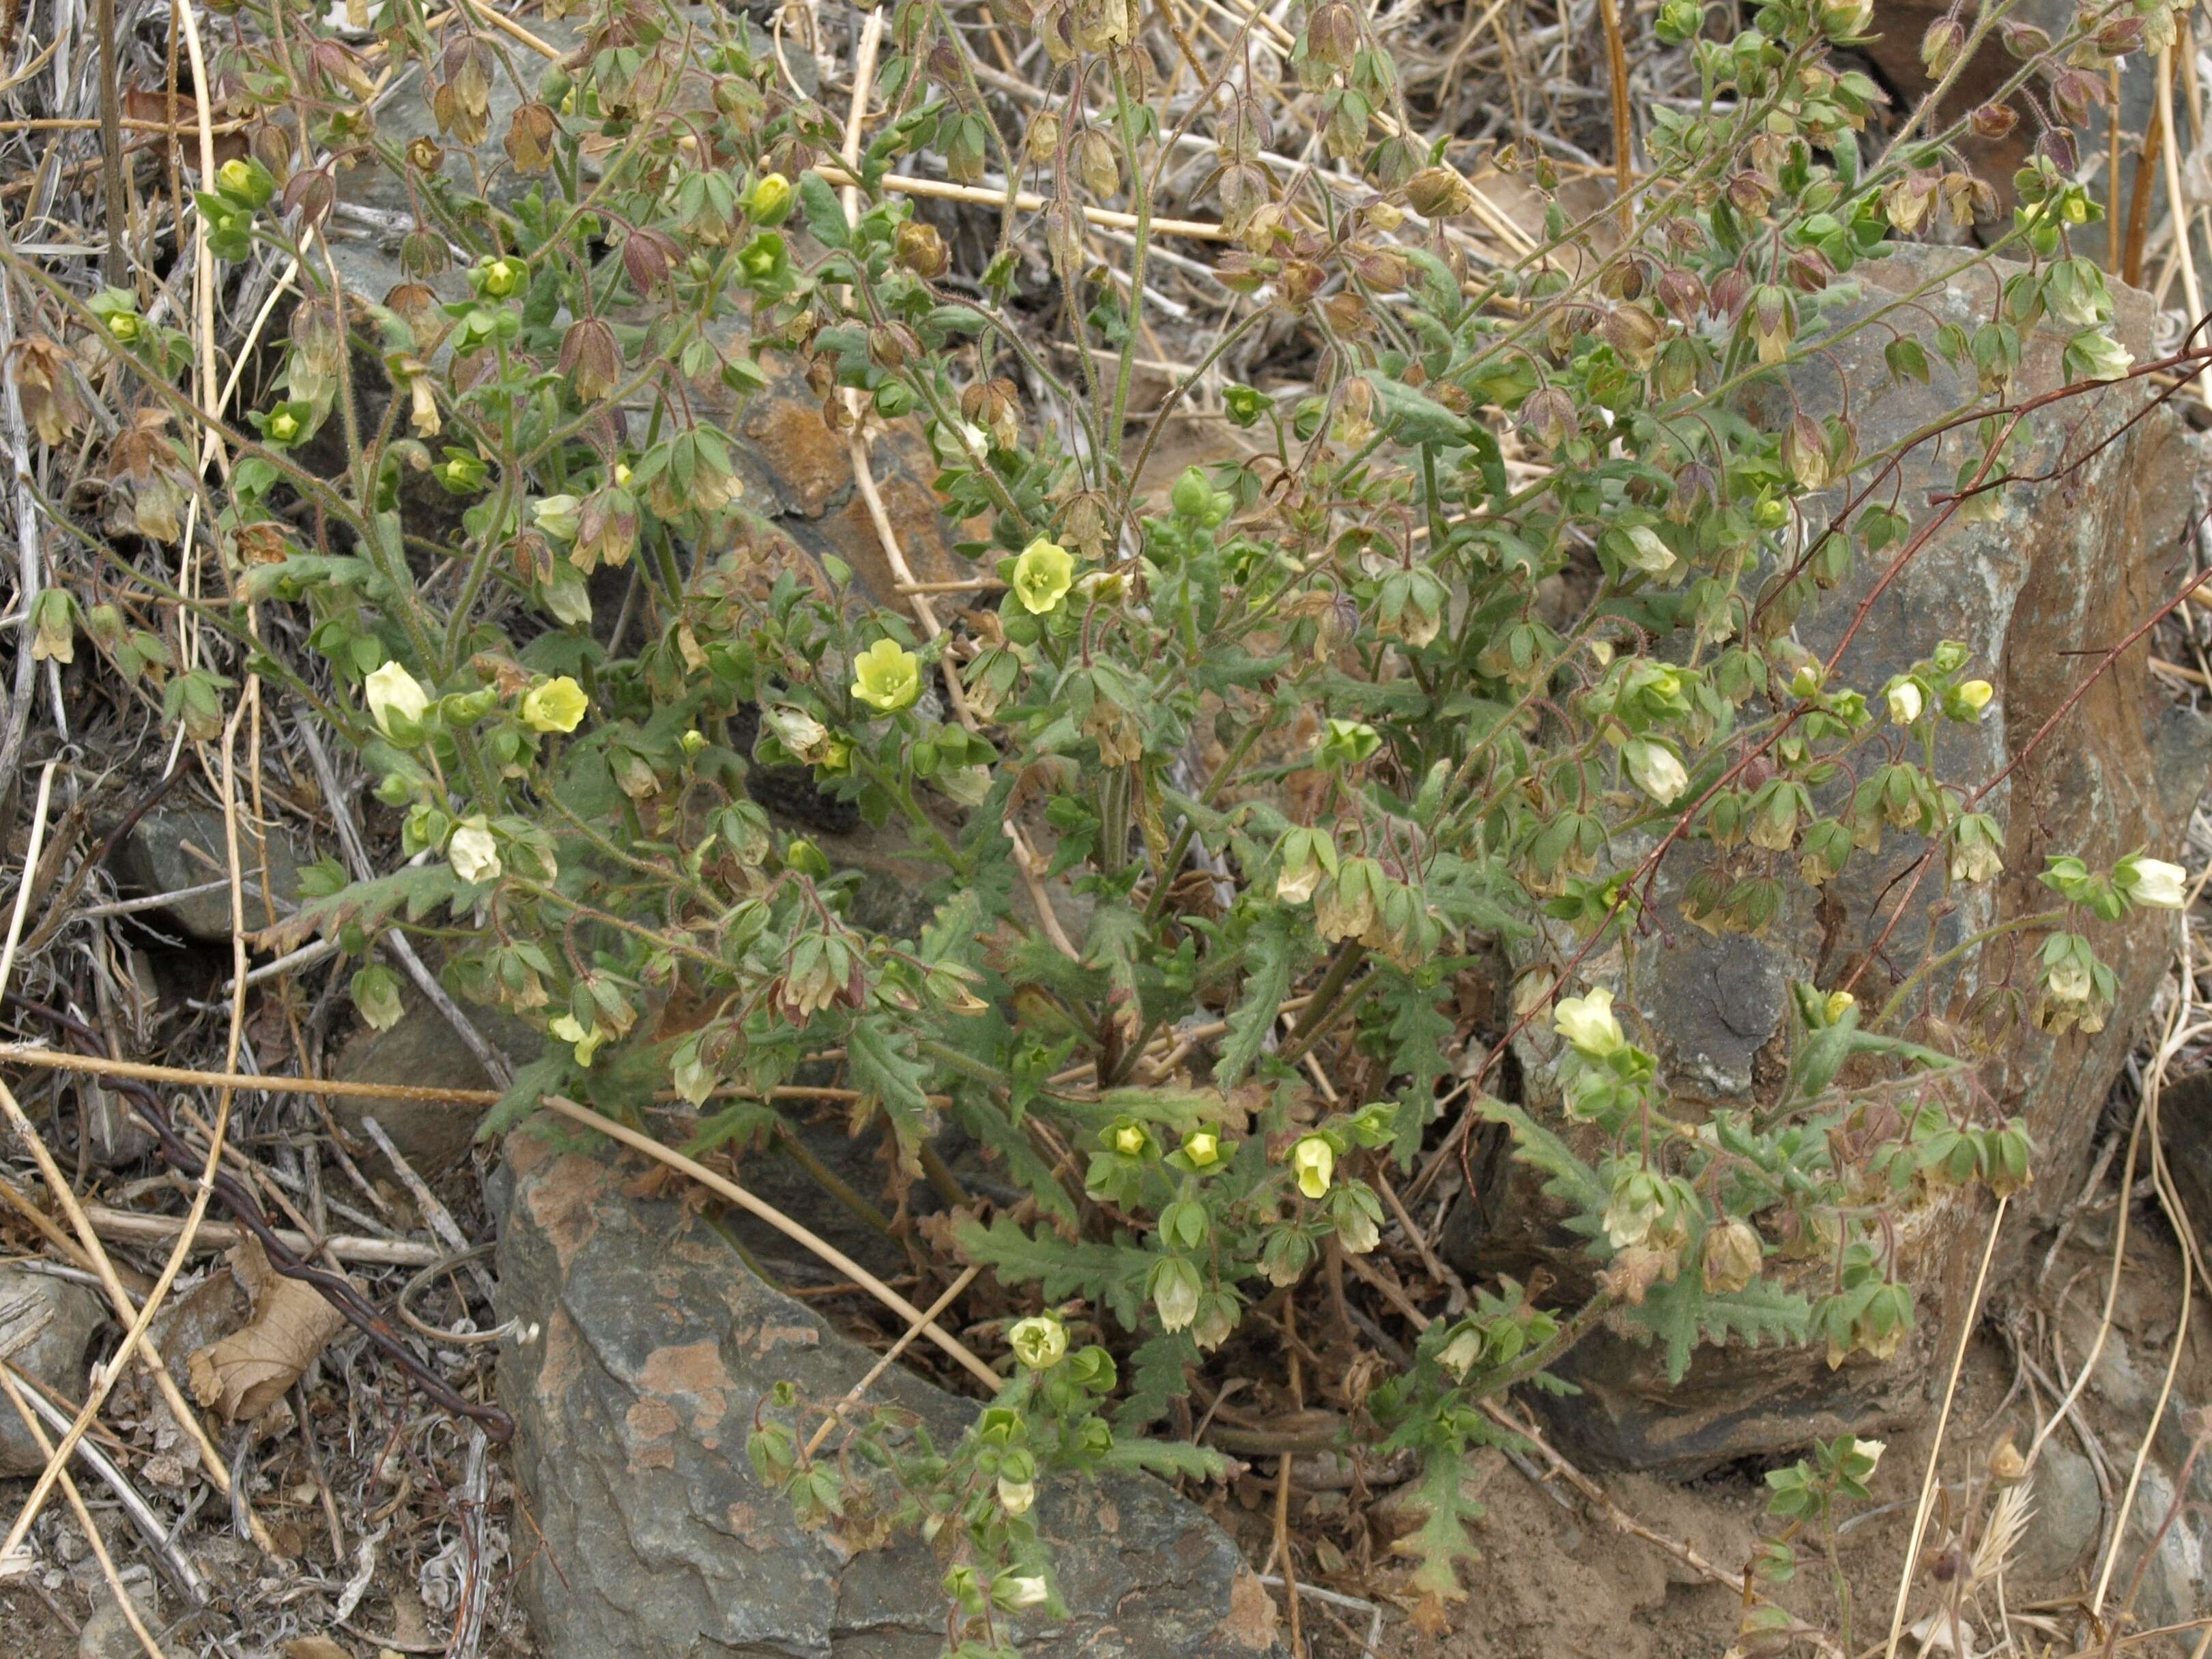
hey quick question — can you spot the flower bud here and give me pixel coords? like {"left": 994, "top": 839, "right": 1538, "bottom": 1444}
{"left": 216, "top": 156, "right": 276, "bottom": 209}
{"left": 745, "top": 171, "right": 794, "bottom": 226}
{"left": 1653, "top": 0, "right": 1701, "bottom": 46}
{"left": 1969, "top": 102, "right": 2018, "bottom": 140}
{"left": 1819, "top": 0, "right": 1871, "bottom": 38}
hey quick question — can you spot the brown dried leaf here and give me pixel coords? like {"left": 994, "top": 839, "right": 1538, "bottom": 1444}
{"left": 186, "top": 1237, "right": 345, "bottom": 1421}
{"left": 285, "top": 1640, "right": 352, "bottom": 1659}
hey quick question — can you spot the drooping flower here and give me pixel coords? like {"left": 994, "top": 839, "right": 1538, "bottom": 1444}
{"left": 1624, "top": 738, "right": 1689, "bottom": 804}
{"left": 1951, "top": 679, "right": 1994, "bottom": 719}
{"left": 2067, "top": 328, "right": 2134, "bottom": 383}
{"left": 364, "top": 661, "right": 429, "bottom": 738}
{"left": 1701, "top": 1217, "right": 1764, "bottom": 1294}
{"left": 1437, "top": 1326, "right": 1486, "bottom": 1379}
{"left": 996, "top": 1475, "right": 1035, "bottom": 1516}
{"left": 549, "top": 1013, "right": 605, "bottom": 1065}
{"left": 521, "top": 676, "right": 588, "bottom": 734}
{"left": 1012, "top": 537, "right": 1076, "bottom": 615}
{"left": 2120, "top": 855, "right": 2189, "bottom": 910}
{"left": 850, "top": 638, "right": 922, "bottom": 713}
{"left": 1601, "top": 1174, "right": 1665, "bottom": 1251}
{"left": 1884, "top": 678, "right": 1923, "bottom": 725}
{"left": 1621, "top": 524, "right": 1678, "bottom": 576}
{"left": 1289, "top": 1136, "right": 1335, "bottom": 1200}
{"left": 1151, "top": 1257, "right": 1201, "bottom": 1330}
{"left": 447, "top": 816, "right": 502, "bottom": 884}
{"left": 1553, "top": 986, "right": 1625, "bottom": 1058}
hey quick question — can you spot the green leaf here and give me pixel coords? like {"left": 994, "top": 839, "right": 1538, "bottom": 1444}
{"left": 948, "top": 1086, "right": 1079, "bottom": 1225}
{"left": 1366, "top": 371, "right": 1471, "bottom": 448}
{"left": 1215, "top": 908, "right": 1301, "bottom": 1088}
{"left": 1115, "top": 1331, "right": 1198, "bottom": 1431}
{"left": 799, "top": 171, "right": 849, "bottom": 248}
{"left": 261, "top": 863, "right": 465, "bottom": 953}
{"left": 685, "top": 1098, "right": 784, "bottom": 1157}
{"left": 1619, "top": 1273, "right": 1814, "bottom": 1385}
{"left": 1476, "top": 1097, "right": 1609, "bottom": 1220}
{"left": 1397, "top": 1443, "right": 1484, "bottom": 1610}
{"left": 954, "top": 1213, "right": 1147, "bottom": 1329}
{"left": 848, "top": 1013, "right": 937, "bottom": 1174}
{"left": 1377, "top": 973, "right": 1456, "bottom": 1166}
{"left": 1097, "top": 1437, "right": 1229, "bottom": 1482}
{"left": 476, "top": 1052, "right": 570, "bottom": 1142}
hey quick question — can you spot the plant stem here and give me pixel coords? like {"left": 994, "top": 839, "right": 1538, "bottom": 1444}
{"left": 1276, "top": 948, "right": 1372, "bottom": 1069}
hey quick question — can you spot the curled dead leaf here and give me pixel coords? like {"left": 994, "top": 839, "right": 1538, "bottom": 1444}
{"left": 186, "top": 1237, "right": 345, "bottom": 1422}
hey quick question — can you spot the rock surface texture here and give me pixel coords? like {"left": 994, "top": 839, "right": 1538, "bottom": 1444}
{"left": 114, "top": 807, "right": 306, "bottom": 944}
{"left": 1450, "top": 244, "right": 2212, "bottom": 1469}
{"left": 0, "top": 1268, "right": 107, "bottom": 1474}
{"left": 493, "top": 1116, "right": 1284, "bottom": 1659}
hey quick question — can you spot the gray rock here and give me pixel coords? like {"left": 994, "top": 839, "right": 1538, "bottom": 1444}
{"left": 113, "top": 807, "right": 307, "bottom": 944}
{"left": 492, "top": 1116, "right": 1284, "bottom": 1659}
{"left": 1448, "top": 242, "right": 2212, "bottom": 1469}
{"left": 0, "top": 1269, "right": 107, "bottom": 1475}
{"left": 74, "top": 1577, "right": 156, "bottom": 1659}
{"left": 329, "top": 987, "right": 536, "bottom": 1174}
{"left": 2015, "top": 1441, "right": 2099, "bottom": 1589}
{"left": 2157, "top": 1071, "right": 2212, "bottom": 1261}
{"left": 325, "top": 15, "right": 592, "bottom": 305}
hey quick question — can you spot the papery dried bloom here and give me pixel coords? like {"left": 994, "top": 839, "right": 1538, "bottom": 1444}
{"left": 1922, "top": 17, "right": 1966, "bottom": 76}
{"left": 504, "top": 102, "right": 559, "bottom": 173}
{"left": 558, "top": 317, "right": 620, "bottom": 401}
{"left": 622, "top": 226, "right": 678, "bottom": 293}
{"left": 384, "top": 283, "right": 448, "bottom": 356}
{"left": 10, "top": 338, "right": 83, "bottom": 446}
{"left": 893, "top": 220, "right": 947, "bottom": 279}
{"left": 1405, "top": 167, "right": 1475, "bottom": 218}
{"left": 1072, "top": 128, "right": 1119, "bottom": 199}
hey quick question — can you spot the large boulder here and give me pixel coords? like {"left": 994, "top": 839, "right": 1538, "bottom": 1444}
{"left": 1449, "top": 243, "right": 2212, "bottom": 1468}
{"left": 492, "top": 1117, "right": 1284, "bottom": 1659}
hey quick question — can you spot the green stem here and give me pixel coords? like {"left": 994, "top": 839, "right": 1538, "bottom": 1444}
{"left": 1870, "top": 906, "right": 2067, "bottom": 1033}
{"left": 1104, "top": 54, "right": 1151, "bottom": 468}
{"left": 1276, "top": 947, "right": 1373, "bottom": 1069}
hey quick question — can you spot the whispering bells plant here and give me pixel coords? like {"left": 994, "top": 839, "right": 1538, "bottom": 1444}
{"left": 23, "top": 0, "right": 2198, "bottom": 1647}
